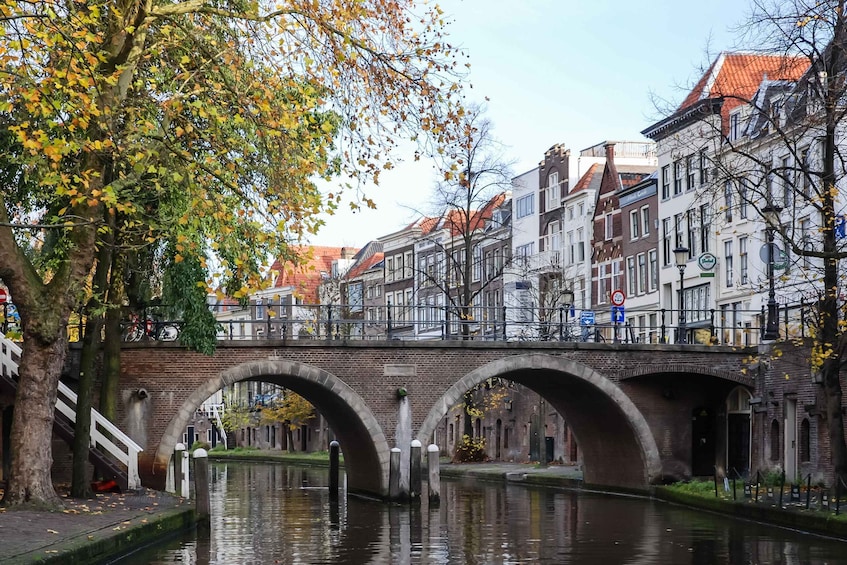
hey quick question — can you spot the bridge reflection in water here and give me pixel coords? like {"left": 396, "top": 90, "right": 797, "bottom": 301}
{"left": 124, "top": 462, "right": 846, "bottom": 564}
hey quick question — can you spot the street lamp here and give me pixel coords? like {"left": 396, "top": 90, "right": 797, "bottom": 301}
{"left": 673, "top": 246, "right": 689, "bottom": 344}
{"left": 762, "top": 204, "right": 782, "bottom": 341}
{"left": 560, "top": 287, "right": 575, "bottom": 341}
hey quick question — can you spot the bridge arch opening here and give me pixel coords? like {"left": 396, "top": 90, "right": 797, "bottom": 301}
{"left": 417, "top": 354, "right": 662, "bottom": 490}
{"left": 151, "top": 360, "right": 390, "bottom": 496}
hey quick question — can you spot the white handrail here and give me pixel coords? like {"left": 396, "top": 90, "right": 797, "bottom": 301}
{"left": 0, "top": 336, "right": 143, "bottom": 490}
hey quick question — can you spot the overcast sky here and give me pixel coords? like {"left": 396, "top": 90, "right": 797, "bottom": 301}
{"left": 308, "top": 0, "right": 752, "bottom": 247}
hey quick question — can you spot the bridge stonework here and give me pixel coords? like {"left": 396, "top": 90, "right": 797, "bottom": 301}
{"left": 116, "top": 340, "right": 754, "bottom": 496}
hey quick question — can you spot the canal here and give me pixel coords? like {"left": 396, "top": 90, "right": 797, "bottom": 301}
{"left": 122, "top": 461, "right": 847, "bottom": 564}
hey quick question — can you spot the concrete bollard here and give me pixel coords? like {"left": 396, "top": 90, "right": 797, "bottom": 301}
{"left": 427, "top": 444, "right": 440, "bottom": 505}
{"left": 410, "top": 439, "right": 422, "bottom": 500}
{"left": 329, "top": 440, "right": 340, "bottom": 500}
{"left": 193, "top": 448, "right": 210, "bottom": 525}
{"left": 389, "top": 447, "right": 402, "bottom": 500}
{"left": 174, "top": 442, "right": 185, "bottom": 497}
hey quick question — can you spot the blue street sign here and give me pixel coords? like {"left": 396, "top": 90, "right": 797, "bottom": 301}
{"left": 612, "top": 306, "right": 625, "bottom": 324}
{"left": 837, "top": 214, "right": 846, "bottom": 239}
{"left": 580, "top": 310, "right": 595, "bottom": 326}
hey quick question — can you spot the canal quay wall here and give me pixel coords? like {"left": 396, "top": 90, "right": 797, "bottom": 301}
{"left": 0, "top": 489, "right": 195, "bottom": 564}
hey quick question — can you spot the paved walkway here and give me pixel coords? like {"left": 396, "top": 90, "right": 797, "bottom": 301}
{"left": 0, "top": 487, "right": 193, "bottom": 564}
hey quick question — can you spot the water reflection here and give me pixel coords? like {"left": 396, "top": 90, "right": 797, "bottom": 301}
{"left": 127, "top": 462, "right": 846, "bottom": 564}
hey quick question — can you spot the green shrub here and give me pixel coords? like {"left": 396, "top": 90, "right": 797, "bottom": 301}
{"left": 453, "top": 434, "right": 488, "bottom": 463}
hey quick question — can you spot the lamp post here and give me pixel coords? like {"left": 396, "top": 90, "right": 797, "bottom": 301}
{"left": 673, "top": 246, "right": 689, "bottom": 344}
{"left": 762, "top": 204, "right": 782, "bottom": 341}
{"left": 561, "top": 287, "right": 575, "bottom": 341}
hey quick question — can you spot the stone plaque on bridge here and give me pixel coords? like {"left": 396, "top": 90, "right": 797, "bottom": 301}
{"left": 384, "top": 364, "right": 417, "bottom": 377}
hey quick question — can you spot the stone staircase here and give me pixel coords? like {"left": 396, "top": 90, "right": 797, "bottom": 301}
{"left": 0, "top": 336, "right": 142, "bottom": 491}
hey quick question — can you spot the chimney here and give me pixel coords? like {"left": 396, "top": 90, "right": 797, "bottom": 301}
{"left": 604, "top": 142, "right": 616, "bottom": 164}
{"left": 340, "top": 247, "right": 355, "bottom": 260}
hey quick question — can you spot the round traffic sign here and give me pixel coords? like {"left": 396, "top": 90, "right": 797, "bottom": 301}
{"left": 610, "top": 289, "right": 626, "bottom": 306}
{"left": 0, "top": 288, "right": 7, "bottom": 304}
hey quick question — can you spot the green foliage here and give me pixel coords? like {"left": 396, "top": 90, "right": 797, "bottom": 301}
{"left": 162, "top": 254, "right": 220, "bottom": 355}
{"left": 191, "top": 440, "right": 211, "bottom": 451}
{"left": 221, "top": 404, "right": 254, "bottom": 433}
{"left": 452, "top": 434, "right": 488, "bottom": 463}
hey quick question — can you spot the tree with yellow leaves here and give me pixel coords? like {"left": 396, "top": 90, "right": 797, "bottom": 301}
{"left": 0, "top": 0, "right": 464, "bottom": 508}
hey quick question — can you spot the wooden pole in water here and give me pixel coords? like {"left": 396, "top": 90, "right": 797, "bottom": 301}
{"left": 427, "top": 444, "right": 440, "bottom": 505}
{"left": 389, "top": 447, "right": 401, "bottom": 500}
{"left": 410, "top": 439, "right": 422, "bottom": 500}
{"left": 193, "top": 449, "right": 210, "bottom": 525}
{"left": 329, "top": 440, "right": 340, "bottom": 500}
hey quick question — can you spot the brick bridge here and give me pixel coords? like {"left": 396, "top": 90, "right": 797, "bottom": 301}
{"left": 115, "top": 340, "right": 755, "bottom": 497}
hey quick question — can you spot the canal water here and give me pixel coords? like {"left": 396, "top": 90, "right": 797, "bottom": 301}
{"left": 121, "top": 461, "right": 847, "bottom": 564}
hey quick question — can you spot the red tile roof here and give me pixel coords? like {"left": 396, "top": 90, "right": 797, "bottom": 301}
{"left": 680, "top": 52, "right": 809, "bottom": 134}
{"left": 571, "top": 163, "right": 603, "bottom": 194}
{"left": 269, "top": 246, "right": 357, "bottom": 301}
{"left": 345, "top": 252, "right": 385, "bottom": 280}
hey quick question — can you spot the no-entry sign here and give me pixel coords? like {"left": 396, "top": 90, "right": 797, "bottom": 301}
{"left": 0, "top": 288, "right": 7, "bottom": 304}
{"left": 610, "top": 289, "right": 626, "bottom": 307}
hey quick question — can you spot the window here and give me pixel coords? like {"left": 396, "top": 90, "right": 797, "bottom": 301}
{"left": 567, "top": 231, "right": 575, "bottom": 263}
{"left": 641, "top": 206, "right": 650, "bottom": 236}
{"left": 578, "top": 202, "right": 585, "bottom": 217}
{"left": 612, "top": 261, "right": 622, "bottom": 291}
{"left": 699, "top": 204, "right": 710, "bottom": 253}
{"left": 661, "top": 165, "right": 670, "bottom": 200}
{"left": 729, "top": 111, "right": 741, "bottom": 141}
{"left": 516, "top": 194, "right": 534, "bottom": 218}
{"left": 404, "top": 251, "right": 414, "bottom": 278}
{"left": 781, "top": 156, "right": 791, "bottom": 208}
{"left": 800, "top": 418, "right": 811, "bottom": 463}
{"left": 674, "top": 213, "right": 683, "bottom": 248}
{"left": 567, "top": 206, "right": 574, "bottom": 220}
{"left": 687, "top": 209, "right": 698, "bottom": 257}
{"left": 724, "top": 181, "right": 733, "bottom": 222}
{"left": 800, "top": 218, "right": 812, "bottom": 268}
{"left": 800, "top": 146, "right": 811, "bottom": 198}
{"left": 348, "top": 282, "right": 363, "bottom": 313}
{"left": 724, "top": 240, "right": 734, "bottom": 288}
{"left": 686, "top": 154, "right": 695, "bottom": 191}
{"left": 630, "top": 210, "right": 639, "bottom": 240}
{"left": 598, "top": 263, "right": 608, "bottom": 303}
{"left": 673, "top": 160, "right": 683, "bottom": 195}
{"left": 699, "top": 150, "right": 709, "bottom": 184}
{"left": 637, "top": 253, "right": 647, "bottom": 295}
{"left": 738, "top": 236, "right": 748, "bottom": 285}
{"left": 627, "top": 256, "right": 636, "bottom": 296}
{"left": 255, "top": 299, "right": 265, "bottom": 320}
{"left": 739, "top": 178, "right": 748, "bottom": 219}
{"left": 386, "top": 257, "right": 395, "bottom": 282}
{"left": 605, "top": 214, "right": 614, "bottom": 240}
{"left": 662, "top": 218, "right": 671, "bottom": 266}
{"left": 576, "top": 228, "right": 585, "bottom": 261}
{"left": 473, "top": 245, "right": 481, "bottom": 281}
{"left": 546, "top": 171, "right": 560, "bottom": 211}
{"left": 648, "top": 250, "right": 658, "bottom": 291}
{"left": 515, "top": 242, "right": 534, "bottom": 260}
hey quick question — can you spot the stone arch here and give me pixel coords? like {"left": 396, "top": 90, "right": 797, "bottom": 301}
{"left": 417, "top": 354, "right": 662, "bottom": 489}
{"left": 618, "top": 365, "right": 755, "bottom": 388}
{"left": 151, "top": 359, "right": 390, "bottom": 496}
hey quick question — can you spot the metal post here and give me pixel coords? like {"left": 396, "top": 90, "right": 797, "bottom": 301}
{"left": 558, "top": 307, "right": 564, "bottom": 341}
{"left": 387, "top": 300, "right": 393, "bottom": 340}
{"left": 677, "top": 265, "right": 687, "bottom": 344}
{"left": 660, "top": 308, "right": 666, "bottom": 343}
{"left": 326, "top": 304, "right": 333, "bottom": 340}
{"left": 763, "top": 205, "right": 781, "bottom": 341}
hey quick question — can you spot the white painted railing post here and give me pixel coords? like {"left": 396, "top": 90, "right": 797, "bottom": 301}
{"left": 1, "top": 336, "right": 143, "bottom": 490}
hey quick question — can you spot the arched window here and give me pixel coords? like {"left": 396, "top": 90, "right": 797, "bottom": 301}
{"left": 770, "top": 419, "right": 780, "bottom": 461}
{"left": 800, "top": 418, "right": 811, "bottom": 463}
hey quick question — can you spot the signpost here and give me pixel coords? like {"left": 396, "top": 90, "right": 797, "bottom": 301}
{"left": 580, "top": 310, "right": 595, "bottom": 327}
{"left": 612, "top": 306, "right": 625, "bottom": 323}
{"left": 610, "top": 289, "right": 626, "bottom": 307}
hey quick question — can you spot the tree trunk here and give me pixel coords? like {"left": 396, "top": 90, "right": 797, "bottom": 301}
{"left": 3, "top": 335, "right": 67, "bottom": 509}
{"left": 100, "top": 305, "right": 122, "bottom": 421}
{"left": 71, "top": 313, "right": 100, "bottom": 498}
